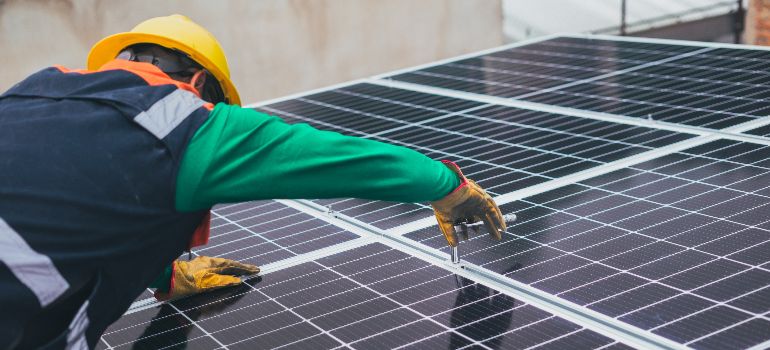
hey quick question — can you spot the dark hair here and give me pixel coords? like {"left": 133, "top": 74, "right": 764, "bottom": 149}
{"left": 119, "top": 44, "right": 227, "bottom": 104}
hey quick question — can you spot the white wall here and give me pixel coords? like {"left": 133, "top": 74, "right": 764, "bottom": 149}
{"left": 0, "top": 0, "right": 503, "bottom": 104}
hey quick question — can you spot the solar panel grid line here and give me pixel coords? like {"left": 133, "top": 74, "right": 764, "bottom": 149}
{"left": 386, "top": 45, "right": 706, "bottom": 98}
{"left": 716, "top": 131, "right": 770, "bottom": 147}
{"left": 206, "top": 211, "right": 309, "bottom": 243}
{"left": 300, "top": 251, "right": 619, "bottom": 350}
{"left": 551, "top": 74, "right": 770, "bottom": 110}
{"left": 388, "top": 133, "right": 717, "bottom": 237}
{"left": 209, "top": 203, "right": 297, "bottom": 231}
{"left": 497, "top": 187, "right": 770, "bottom": 280}
{"left": 266, "top": 89, "right": 697, "bottom": 209}
{"left": 366, "top": 33, "right": 566, "bottom": 81}
{"left": 209, "top": 210, "right": 313, "bottom": 260}
{"left": 518, "top": 326, "right": 585, "bottom": 350}
{"left": 459, "top": 263, "right": 685, "bottom": 350}
{"left": 366, "top": 78, "right": 714, "bottom": 137}
{"left": 483, "top": 207, "right": 770, "bottom": 312}
{"left": 98, "top": 337, "right": 111, "bottom": 350}
{"left": 490, "top": 133, "right": 746, "bottom": 210}
{"left": 503, "top": 47, "right": 715, "bottom": 100}
{"left": 165, "top": 302, "right": 230, "bottom": 350}
{"left": 521, "top": 163, "right": 769, "bottom": 234}
{"left": 293, "top": 97, "right": 605, "bottom": 174}
{"left": 208, "top": 208, "right": 362, "bottom": 263}
{"left": 334, "top": 87, "right": 681, "bottom": 151}
{"left": 121, "top": 204, "right": 374, "bottom": 316}
{"left": 259, "top": 105, "right": 550, "bottom": 184}
{"left": 520, "top": 38, "right": 768, "bottom": 73}
{"left": 683, "top": 316, "right": 764, "bottom": 347}
{"left": 190, "top": 250, "right": 493, "bottom": 349}
{"left": 247, "top": 288, "right": 351, "bottom": 349}
{"left": 746, "top": 338, "right": 770, "bottom": 350}
{"left": 273, "top": 83, "right": 688, "bottom": 153}
{"left": 594, "top": 66, "right": 770, "bottom": 96}
{"left": 203, "top": 215, "right": 334, "bottom": 258}
{"left": 398, "top": 140, "right": 770, "bottom": 345}
{"left": 562, "top": 33, "right": 770, "bottom": 52}
{"left": 116, "top": 246, "right": 402, "bottom": 348}
{"left": 512, "top": 151, "right": 770, "bottom": 246}
{"left": 316, "top": 267, "right": 491, "bottom": 349}
{"left": 443, "top": 61, "right": 580, "bottom": 86}
{"left": 376, "top": 40, "right": 766, "bottom": 129}
{"left": 525, "top": 86, "right": 766, "bottom": 123}
{"left": 319, "top": 199, "right": 431, "bottom": 226}
{"left": 286, "top": 200, "right": 682, "bottom": 349}
{"left": 367, "top": 105, "right": 491, "bottom": 137}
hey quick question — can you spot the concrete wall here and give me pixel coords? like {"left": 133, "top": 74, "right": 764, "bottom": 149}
{"left": 0, "top": 0, "right": 503, "bottom": 104}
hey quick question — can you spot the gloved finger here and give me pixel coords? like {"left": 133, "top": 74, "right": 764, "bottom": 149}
{"left": 218, "top": 259, "right": 260, "bottom": 275}
{"left": 197, "top": 256, "right": 240, "bottom": 268}
{"left": 437, "top": 219, "right": 459, "bottom": 247}
{"left": 209, "top": 264, "right": 260, "bottom": 277}
{"left": 194, "top": 270, "right": 242, "bottom": 290}
{"left": 483, "top": 212, "right": 503, "bottom": 241}
{"left": 487, "top": 198, "right": 507, "bottom": 232}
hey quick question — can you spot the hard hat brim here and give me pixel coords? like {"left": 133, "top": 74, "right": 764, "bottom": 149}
{"left": 87, "top": 32, "right": 241, "bottom": 105}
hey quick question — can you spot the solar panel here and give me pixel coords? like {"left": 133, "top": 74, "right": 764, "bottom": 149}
{"left": 100, "top": 34, "right": 770, "bottom": 349}
{"left": 406, "top": 139, "right": 770, "bottom": 348}
{"left": 386, "top": 36, "right": 770, "bottom": 129}
{"left": 387, "top": 37, "right": 699, "bottom": 99}
{"left": 99, "top": 244, "right": 632, "bottom": 350}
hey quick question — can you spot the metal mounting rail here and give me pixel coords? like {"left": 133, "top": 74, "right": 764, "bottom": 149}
{"left": 288, "top": 199, "right": 688, "bottom": 350}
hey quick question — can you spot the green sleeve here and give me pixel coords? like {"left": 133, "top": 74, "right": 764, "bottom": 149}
{"left": 175, "top": 103, "right": 460, "bottom": 211}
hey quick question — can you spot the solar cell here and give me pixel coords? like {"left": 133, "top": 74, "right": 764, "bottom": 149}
{"left": 99, "top": 244, "right": 631, "bottom": 350}
{"left": 405, "top": 139, "right": 770, "bottom": 348}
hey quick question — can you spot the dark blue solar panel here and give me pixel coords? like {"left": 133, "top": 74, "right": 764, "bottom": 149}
{"left": 406, "top": 139, "right": 770, "bottom": 348}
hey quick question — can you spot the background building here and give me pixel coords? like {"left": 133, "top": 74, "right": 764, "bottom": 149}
{"left": 3, "top": 0, "right": 768, "bottom": 104}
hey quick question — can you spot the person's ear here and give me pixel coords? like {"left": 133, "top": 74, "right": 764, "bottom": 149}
{"left": 191, "top": 70, "right": 207, "bottom": 96}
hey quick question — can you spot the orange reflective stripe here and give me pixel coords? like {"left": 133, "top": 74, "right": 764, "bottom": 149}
{"left": 97, "top": 60, "right": 201, "bottom": 97}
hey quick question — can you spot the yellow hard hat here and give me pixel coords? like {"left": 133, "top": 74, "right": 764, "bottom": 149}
{"left": 87, "top": 14, "right": 240, "bottom": 105}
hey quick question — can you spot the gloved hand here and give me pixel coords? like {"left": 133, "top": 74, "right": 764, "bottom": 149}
{"left": 155, "top": 256, "right": 259, "bottom": 301}
{"left": 431, "top": 161, "right": 506, "bottom": 247}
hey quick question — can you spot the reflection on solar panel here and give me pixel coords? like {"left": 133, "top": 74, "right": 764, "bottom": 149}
{"left": 102, "top": 34, "right": 770, "bottom": 349}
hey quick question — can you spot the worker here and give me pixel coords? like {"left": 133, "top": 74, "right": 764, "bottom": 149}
{"left": 0, "top": 14, "right": 506, "bottom": 349}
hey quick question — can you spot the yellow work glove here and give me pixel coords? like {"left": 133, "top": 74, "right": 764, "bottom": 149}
{"left": 155, "top": 256, "right": 259, "bottom": 301}
{"left": 431, "top": 161, "right": 506, "bottom": 247}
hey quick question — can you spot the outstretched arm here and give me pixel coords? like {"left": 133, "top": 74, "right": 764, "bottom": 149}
{"left": 175, "top": 103, "right": 460, "bottom": 211}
